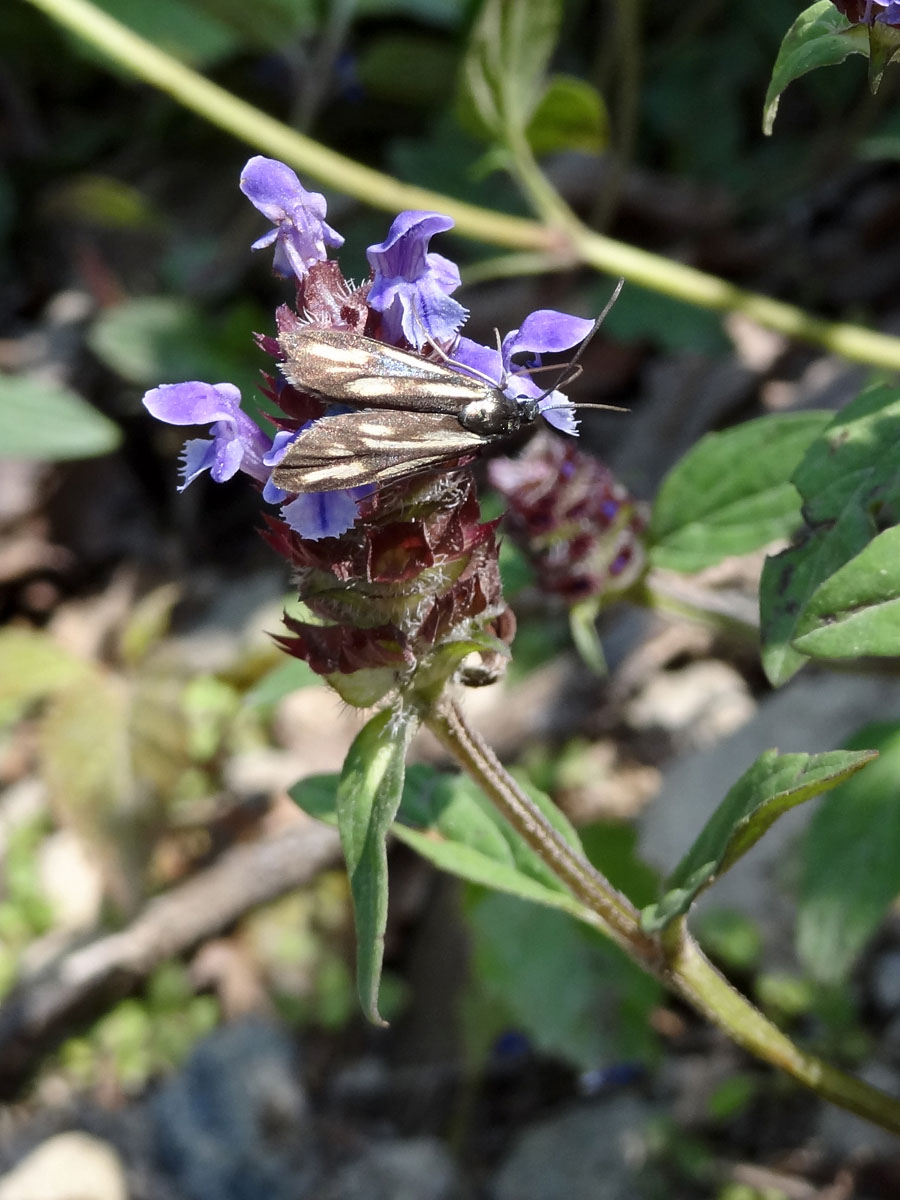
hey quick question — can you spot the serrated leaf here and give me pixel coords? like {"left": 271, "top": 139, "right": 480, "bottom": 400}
{"left": 760, "top": 385, "right": 900, "bottom": 684}
{"left": 525, "top": 74, "right": 608, "bottom": 156}
{"left": 0, "top": 375, "right": 121, "bottom": 461}
{"left": 461, "top": 0, "right": 562, "bottom": 145}
{"left": 336, "top": 707, "right": 417, "bottom": 1024}
{"left": 763, "top": 2, "right": 866, "bottom": 135}
{"left": 0, "top": 629, "right": 89, "bottom": 724}
{"left": 798, "top": 724, "right": 900, "bottom": 984}
{"left": 792, "top": 524, "right": 900, "bottom": 658}
{"left": 649, "top": 412, "right": 831, "bottom": 573}
{"left": 641, "top": 748, "right": 876, "bottom": 933}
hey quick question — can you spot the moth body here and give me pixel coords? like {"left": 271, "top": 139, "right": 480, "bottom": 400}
{"left": 273, "top": 325, "right": 535, "bottom": 493}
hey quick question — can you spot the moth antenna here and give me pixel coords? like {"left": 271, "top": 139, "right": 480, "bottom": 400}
{"left": 541, "top": 400, "right": 629, "bottom": 414}
{"left": 409, "top": 307, "right": 504, "bottom": 390}
{"left": 533, "top": 277, "right": 625, "bottom": 404}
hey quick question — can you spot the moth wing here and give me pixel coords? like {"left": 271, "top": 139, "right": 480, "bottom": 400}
{"left": 271, "top": 411, "right": 490, "bottom": 493}
{"left": 278, "top": 328, "right": 488, "bottom": 415}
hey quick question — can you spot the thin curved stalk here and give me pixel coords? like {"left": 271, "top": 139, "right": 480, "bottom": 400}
{"left": 427, "top": 697, "right": 900, "bottom": 1136}
{"left": 23, "top": 0, "right": 900, "bottom": 371}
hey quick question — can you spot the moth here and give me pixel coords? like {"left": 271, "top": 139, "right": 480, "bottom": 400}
{"left": 271, "top": 285, "right": 623, "bottom": 494}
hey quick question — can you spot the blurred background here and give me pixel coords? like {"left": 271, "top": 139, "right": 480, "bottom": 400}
{"left": 4, "top": 1, "right": 900, "bottom": 1196}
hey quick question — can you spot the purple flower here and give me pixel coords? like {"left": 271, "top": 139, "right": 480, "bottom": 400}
{"left": 454, "top": 309, "right": 596, "bottom": 436}
{"left": 263, "top": 428, "right": 371, "bottom": 540}
{"left": 366, "top": 211, "right": 467, "bottom": 348}
{"left": 240, "top": 156, "right": 344, "bottom": 279}
{"left": 142, "top": 381, "right": 271, "bottom": 488}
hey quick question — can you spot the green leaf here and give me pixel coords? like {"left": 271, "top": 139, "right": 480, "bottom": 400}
{"left": 648, "top": 412, "right": 831, "bottom": 573}
{"left": 760, "top": 504, "right": 875, "bottom": 685}
{"left": 0, "top": 629, "right": 89, "bottom": 724}
{"left": 600, "top": 282, "right": 729, "bottom": 355}
{"left": 464, "top": 892, "right": 661, "bottom": 1069}
{"left": 798, "top": 723, "right": 900, "bottom": 984}
{"left": 336, "top": 708, "right": 416, "bottom": 1024}
{"left": 867, "top": 19, "right": 900, "bottom": 91}
{"left": 88, "top": 297, "right": 259, "bottom": 392}
{"left": 760, "top": 384, "right": 900, "bottom": 684}
{"left": 357, "top": 33, "right": 458, "bottom": 106}
{"left": 792, "top": 524, "right": 900, "bottom": 658}
{"left": 243, "top": 659, "right": 319, "bottom": 709}
{"left": 568, "top": 600, "right": 607, "bottom": 676}
{"left": 88, "top": 0, "right": 239, "bottom": 68}
{"left": 763, "top": 2, "right": 866, "bottom": 135}
{"left": 525, "top": 74, "right": 609, "bottom": 156}
{"left": 41, "top": 670, "right": 153, "bottom": 911}
{"left": 292, "top": 762, "right": 593, "bottom": 922}
{"left": 394, "top": 767, "right": 588, "bottom": 909}
{"left": 641, "top": 748, "right": 876, "bottom": 933}
{"left": 461, "top": 0, "right": 562, "bottom": 144}
{"left": 0, "top": 375, "right": 121, "bottom": 461}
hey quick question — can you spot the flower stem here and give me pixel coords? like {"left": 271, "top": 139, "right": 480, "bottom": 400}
{"left": 428, "top": 695, "right": 900, "bottom": 1136}
{"left": 25, "top": 0, "right": 900, "bottom": 371}
{"left": 427, "top": 698, "right": 658, "bottom": 965}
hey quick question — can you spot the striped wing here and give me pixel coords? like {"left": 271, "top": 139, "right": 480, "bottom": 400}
{"left": 278, "top": 327, "right": 490, "bottom": 415}
{"left": 271, "top": 410, "right": 492, "bottom": 493}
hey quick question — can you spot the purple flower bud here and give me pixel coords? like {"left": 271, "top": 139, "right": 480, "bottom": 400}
{"left": 142, "top": 381, "right": 271, "bottom": 488}
{"left": 240, "top": 156, "right": 344, "bottom": 279}
{"left": 366, "top": 211, "right": 467, "bottom": 347}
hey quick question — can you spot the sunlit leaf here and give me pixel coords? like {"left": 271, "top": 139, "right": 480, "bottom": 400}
{"left": 335, "top": 708, "right": 416, "bottom": 1024}
{"left": 642, "top": 748, "right": 876, "bottom": 932}
{"left": 763, "top": 1, "right": 866, "bottom": 135}
{"left": 649, "top": 412, "right": 830, "bottom": 573}
{"left": 0, "top": 376, "right": 121, "bottom": 460}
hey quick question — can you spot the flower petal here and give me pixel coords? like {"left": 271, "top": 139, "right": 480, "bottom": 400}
{"left": 281, "top": 488, "right": 364, "bottom": 540}
{"left": 504, "top": 310, "right": 596, "bottom": 360}
{"left": 367, "top": 211, "right": 466, "bottom": 346}
{"left": 240, "top": 156, "right": 343, "bottom": 279}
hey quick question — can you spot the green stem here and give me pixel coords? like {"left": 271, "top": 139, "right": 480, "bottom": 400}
{"left": 634, "top": 569, "right": 760, "bottom": 646}
{"left": 428, "top": 696, "right": 900, "bottom": 1136}
{"left": 427, "top": 698, "right": 657, "bottom": 964}
{"left": 24, "top": 0, "right": 900, "bottom": 371}
{"left": 663, "top": 920, "right": 900, "bottom": 1135}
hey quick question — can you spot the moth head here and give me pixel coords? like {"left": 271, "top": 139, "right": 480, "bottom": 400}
{"left": 458, "top": 390, "right": 526, "bottom": 437}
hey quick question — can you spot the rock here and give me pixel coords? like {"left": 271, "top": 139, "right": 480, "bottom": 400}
{"left": 151, "top": 1020, "right": 317, "bottom": 1200}
{"left": 0, "top": 1132, "right": 127, "bottom": 1200}
{"left": 320, "top": 1137, "right": 461, "bottom": 1200}
{"left": 38, "top": 829, "right": 104, "bottom": 932}
{"left": 491, "top": 1098, "right": 653, "bottom": 1200}
{"left": 625, "top": 659, "right": 754, "bottom": 748}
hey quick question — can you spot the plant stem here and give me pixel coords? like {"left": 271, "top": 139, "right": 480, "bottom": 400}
{"left": 427, "top": 698, "right": 658, "bottom": 965}
{"left": 634, "top": 570, "right": 761, "bottom": 645}
{"left": 428, "top": 696, "right": 900, "bottom": 1136}
{"left": 25, "top": 0, "right": 900, "bottom": 371}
